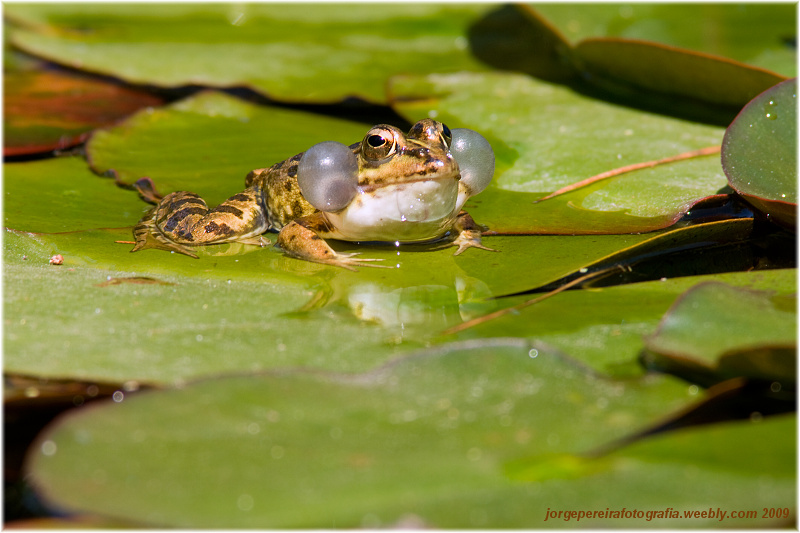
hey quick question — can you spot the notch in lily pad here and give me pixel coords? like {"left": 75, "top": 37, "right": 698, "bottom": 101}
{"left": 721, "top": 78, "right": 797, "bottom": 230}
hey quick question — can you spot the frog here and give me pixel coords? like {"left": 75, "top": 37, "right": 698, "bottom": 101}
{"left": 131, "top": 119, "right": 496, "bottom": 270}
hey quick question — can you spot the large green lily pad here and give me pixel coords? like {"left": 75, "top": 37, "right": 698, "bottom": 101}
{"left": 26, "top": 340, "right": 699, "bottom": 528}
{"left": 5, "top": 215, "right": 792, "bottom": 385}
{"left": 532, "top": 3, "right": 797, "bottom": 77}
{"left": 573, "top": 38, "right": 786, "bottom": 108}
{"left": 26, "top": 340, "right": 795, "bottom": 528}
{"left": 468, "top": 4, "right": 791, "bottom": 119}
{"left": 508, "top": 414, "right": 795, "bottom": 527}
{"left": 88, "top": 85, "right": 729, "bottom": 237}
{"left": 3, "top": 220, "right": 659, "bottom": 384}
{"left": 722, "top": 78, "right": 797, "bottom": 229}
{"left": 86, "top": 91, "right": 379, "bottom": 206}
{"left": 389, "top": 72, "right": 727, "bottom": 233}
{"left": 4, "top": 157, "right": 144, "bottom": 233}
{"left": 6, "top": 3, "right": 490, "bottom": 104}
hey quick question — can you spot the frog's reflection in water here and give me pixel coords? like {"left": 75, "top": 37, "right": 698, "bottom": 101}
{"left": 193, "top": 239, "right": 498, "bottom": 339}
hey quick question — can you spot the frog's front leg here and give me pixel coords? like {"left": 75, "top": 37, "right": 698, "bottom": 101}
{"left": 276, "top": 213, "right": 385, "bottom": 271}
{"left": 132, "top": 186, "right": 270, "bottom": 257}
{"left": 450, "top": 211, "right": 497, "bottom": 255}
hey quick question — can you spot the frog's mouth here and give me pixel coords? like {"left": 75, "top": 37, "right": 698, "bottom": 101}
{"left": 324, "top": 176, "right": 460, "bottom": 242}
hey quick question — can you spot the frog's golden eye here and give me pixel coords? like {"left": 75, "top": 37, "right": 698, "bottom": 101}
{"left": 361, "top": 127, "right": 397, "bottom": 161}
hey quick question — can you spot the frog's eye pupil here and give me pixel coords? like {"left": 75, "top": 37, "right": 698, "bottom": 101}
{"left": 442, "top": 124, "right": 452, "bottom": 140}
{"left": 367, "top": 134, "right": 386, "bottom": 148}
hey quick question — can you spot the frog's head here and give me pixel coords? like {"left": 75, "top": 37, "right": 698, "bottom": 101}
{"left": 297, "top": 119, "right": 494, "bottom": 242}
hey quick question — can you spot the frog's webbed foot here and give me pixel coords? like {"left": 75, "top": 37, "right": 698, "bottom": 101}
{"left": 320, "top": 252, "right": 388, "bottom": 272}
{"left": 277, "top": 217, "right": 387, "bottom": 271}
{"left": 451, "top": 231, "right": 497, "bottom": 255}
{"left": 449, "top": 211, "right": 498, "bottom": 256}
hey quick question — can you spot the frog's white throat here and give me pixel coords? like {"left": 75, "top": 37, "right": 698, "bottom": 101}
{"left": 323, "top": 178, "right": 464, "bottom": 243}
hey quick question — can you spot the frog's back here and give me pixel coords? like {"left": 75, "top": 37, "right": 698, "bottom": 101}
{"left": 245, "top": 153, "right": 316, "bottom": 229}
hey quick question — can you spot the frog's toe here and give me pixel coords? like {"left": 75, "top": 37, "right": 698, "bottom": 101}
{"left": 453, "top": 242, "right": 497, "bottom": 256}
{"left": 235, "top": 235, "right": 271, "bottom": 247}
{"left": 451, "top": 231, "right": 498, "bottom": 256}
{"left": 330, "top": 252, "right": 389, "bottom": 271}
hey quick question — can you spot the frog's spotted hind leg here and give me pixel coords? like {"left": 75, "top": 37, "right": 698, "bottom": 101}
{"left": 131, "top": 186, "right": 270, "bottom": 257}
{"left": 450, "top": 211, "right": 497, "bottom": 255}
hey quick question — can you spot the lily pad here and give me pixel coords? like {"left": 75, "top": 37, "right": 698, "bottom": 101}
{"left": 4, "top": 69, "right": 163, "bottom": 157}
{"left": 508, "top": 414, "right": 796, "bottom": 527}
{"left": 4, "top": 5, "right": 797, "bottom": 528}
{"left": 6, "top": 3, "right": 489, "bottom": 104}
{"left": 26, "top": 340, "right": 699, "bottom": 528}
{"left": 573, "top": 38, "right": 786, "bottom": 108}
{"left": 3, "top": 222, "right": 666, "bottom": 384}
{"left": 641, "top": 281, "right": 797, "bottom": 386}
{"left": 391, "top": 72, "right": 724, "bottom": 193}
{"left": 87, "top": 88, "right": 727, "bottom": 237}
{"left": 449, "top": 262, "right": 795, "bottom": 378}
{"left": 5, "top": 213, "right": 793, "bottom": 385}
{"left": 390, "top": 71, "right": 728, "bottom": 233}
{"left": 86, "top": 91, "right": 376, "bottom": 206}
{"left": 4, "top": 157, "right": 144, "bottom": 233}
{"left": 606, "top": 413, "right": 796, "bottom": 483}
{"left": 468, "top": 4, "right": 791, "bottom": 120}
{"left": 531, "top": 3, "right": 797, "bottom": 77}
{"left": 721, "top": 78, "right": 797, "bottom": 229}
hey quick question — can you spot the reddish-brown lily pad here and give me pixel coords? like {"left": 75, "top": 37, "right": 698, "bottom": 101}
{"left": 4, "top": 69, "right": 163, "bottom": 157}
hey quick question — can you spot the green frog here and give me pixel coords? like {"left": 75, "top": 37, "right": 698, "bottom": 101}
{"left": 131, "top": 119, "right": 496, "bottom": 270}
